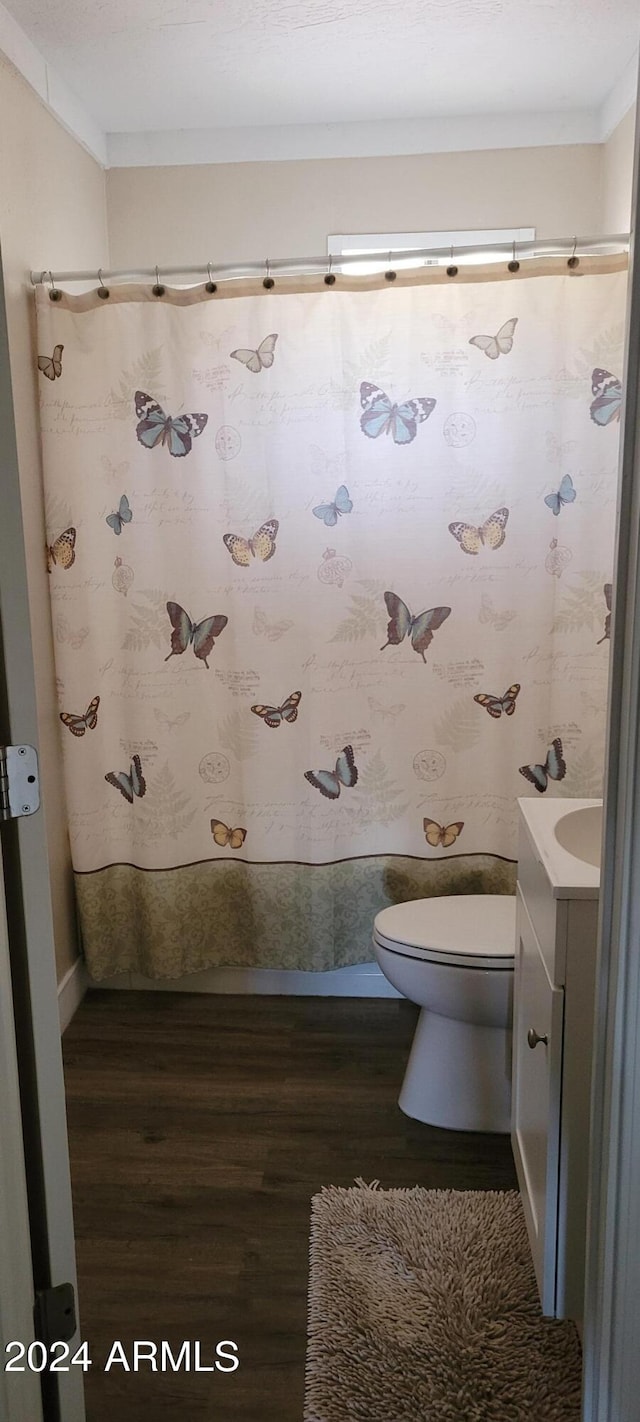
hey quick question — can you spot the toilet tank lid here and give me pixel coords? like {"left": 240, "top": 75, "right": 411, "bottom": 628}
{"left": 374, "top": 894, "right": 516, "bottom": 957}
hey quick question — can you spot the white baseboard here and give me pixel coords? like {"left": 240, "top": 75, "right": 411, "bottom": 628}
{"left": 89, "top": 961, "right": 402, "bottom": 999}
{"left": 57, "top": 957, "right": 89, "bottom": 1033}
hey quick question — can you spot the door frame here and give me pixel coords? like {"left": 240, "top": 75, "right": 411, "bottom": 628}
{"left": 582, "top": 92, "right": 640, "bottom": 1421}
{"left": 0, "top": 249, "right": 85, "bottom": 1422}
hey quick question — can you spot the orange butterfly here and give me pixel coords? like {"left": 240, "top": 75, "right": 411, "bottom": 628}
{"left": 423, "top": 818, "right": 464, "bottom": 848}
{"left": 211, "top": 820, "right": 247, "bottom": 849}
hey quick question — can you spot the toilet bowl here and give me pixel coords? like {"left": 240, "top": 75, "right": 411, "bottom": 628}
{"left": 373, "top": 894, "right": 516, "bottom": 1133}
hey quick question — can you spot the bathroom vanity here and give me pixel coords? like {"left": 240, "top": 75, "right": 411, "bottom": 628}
{"left": 512, "top": 797, "right": 602, "bottom": 1321}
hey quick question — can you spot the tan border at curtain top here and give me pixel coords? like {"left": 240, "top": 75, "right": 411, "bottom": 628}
{"left": 35, "top": 252, "right": 629, "bottom": 312}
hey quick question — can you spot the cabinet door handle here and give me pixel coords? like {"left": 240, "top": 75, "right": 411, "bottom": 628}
{"left": 527, "top": 1027, "right": 549, "bottom": 1049}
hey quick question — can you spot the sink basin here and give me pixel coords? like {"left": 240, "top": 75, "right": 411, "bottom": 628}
{"left": 553, "top": 805, "right": 603, "bottom": 868}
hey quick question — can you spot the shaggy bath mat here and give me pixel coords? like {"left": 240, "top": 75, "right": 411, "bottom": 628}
{"left": 305, "top": 1183, "right": 582, "bottom": 1422}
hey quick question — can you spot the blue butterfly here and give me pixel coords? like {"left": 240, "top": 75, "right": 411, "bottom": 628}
{"left": 590, "top": 368, "right": 622, "bottom": 427}
{"left": 105, "top": 754, "right": 146, "bottom": 803}
{"left": 305, "top": 745, "right": 358, "bottom": 800}
{"left": 360, "top": 383, "right": 436, "bottom": 445}
{"left": 106, "top": 494, "right": 133, "bottom": 535}
{"left": 544, "top": 474, "right": 576, "bottom": 517}
{"left": 519, "top": 738, "right": 566, "bottom": 793}
{"left": 312, "top": 485, "right": 353, "bottom": 526}
{"left": 135, "top": 391, "right": 208, "bottom": 458}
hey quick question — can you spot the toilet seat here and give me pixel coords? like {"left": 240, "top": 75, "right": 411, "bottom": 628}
{"left": 373, "top": 894, "right": 516, "bottom": 971}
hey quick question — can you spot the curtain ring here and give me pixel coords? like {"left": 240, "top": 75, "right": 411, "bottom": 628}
{"left": 263, "top": 257, "right": 275, "bottom": 290}
{"left": 47, "top": 269, "right": 61, "bottom": 302}
{"left": 508, "top": 240, "right": 520, "bottom": 273}
{"left": 324, "top": 254, "right": 336, "bottom": 286}
{"left": 568, "top": 236, "right": 579, "bottom": 270}
{"left": 446, "top": 244, "right": 458, "bottom": 278}
{"left": 205, "top": 262, "right": 217, "bottom": 294}
{"left": 97, "top": 268, "right": 110, "bottom": 299}
{"left": 152, "top": 264, "right": 165, "bottom": 297}
{"left": 384, "top": 249, "right": 397, "bottom": 282}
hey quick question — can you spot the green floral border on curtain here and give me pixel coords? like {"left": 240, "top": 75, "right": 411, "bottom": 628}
{"left": 76, "top": 854, "right": 516, "bottom": 981}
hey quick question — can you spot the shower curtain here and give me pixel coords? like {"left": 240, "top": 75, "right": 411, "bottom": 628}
{"left": 35, "top": 258, "right": 626, "bottom": 980}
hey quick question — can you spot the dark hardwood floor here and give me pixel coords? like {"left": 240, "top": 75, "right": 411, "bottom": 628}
{"left": 62, "top": 992, "right": 517, "bottom": 1421}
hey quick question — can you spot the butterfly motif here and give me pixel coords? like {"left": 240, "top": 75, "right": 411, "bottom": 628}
{"left": 381, "top": 593, "right": 451, "bottom": 662}
{"left": 545, "top": 432, "right": 578, "bottom": 466}
{"left": 252, "top": 607, "right": 293, "bottom": 642}
{"left": 305, "top": 745, "right": 358, "bottom": 800}
{"left": 230, "top": 334, "right": 278, "bottom": 373}
{"left": 134, "top": 391, "right": 208, "bottom": 457}
{"left": 211, "top": 820, "right": 247, "bottom": 848}
{"left": 46, "top": 526, "right": 76, "bottom": 572}
{"left": 55, "top": 617, "right": 89, "bottom": 651}
{"left": 251, "top": 691, "right": 302, "bottom": 728}
{"left": 597, "top": 583, "right": 612, "bottom": 645}
{"left": 544, "top": 473, "right": 576, "bottom": 517}
{"left": 38, "top": 344, "right": 63, "bottom": 380}
{"left": 368, "top": 696, "right": 406, "bottom": 721}
{"left": 223, "top": 520, "right": 279, "bottom": 566}
{"left": 153, "top": 708, "right": 191, "bottom": 732}
{"left": 165, "top": 603, "right": 228, "bottom": 667}
{"left": 469, "top": 318, "right": 518, "bottom": 360}
{"left": 59, "top": 695, "right": 100, "bottom": 737}
{"left": 423, "top": 819, "right": 464, "bottom": 848}
{"left": 448, "top": 507, "right": 509, "bottom": 555}
{"left": 474, "top": 683, "right": 521, "bottom": 719}
{"left": 359, "top": 382, "right": 436, "bottom": 445}
{"left": 312, "top": 485, "right": 353, "bottom": 527}
{"left": 590, "top": 369, "right": 622, "bottom": 427}
{"left": 519, "top": 738, "right": 566, "bottom": 793}
{"left": 105, "top": 754, "right": 146, "bottom": 803}
{"left": 106, "top": 494, "right": 132, "bottom": 535}
{"left": 478, "top": 593, "right": 515, "bottom": 630}
{"left": 101, "top": 455, "right": 130, "bottom": 482}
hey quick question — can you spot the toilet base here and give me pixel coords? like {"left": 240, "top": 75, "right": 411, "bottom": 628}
{"left": 398, "top": 1006, "right": 512, "bottom": 1133}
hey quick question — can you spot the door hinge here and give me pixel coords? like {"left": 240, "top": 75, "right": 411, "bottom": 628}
{"left": 34, "top": 1282, "right": 77, "bottom": 1347}
{"left": 0, "top": 744, "right": 40, "bottom": 821}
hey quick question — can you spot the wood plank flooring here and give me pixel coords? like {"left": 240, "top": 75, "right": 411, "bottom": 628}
{"left": 62, "top": 992, "right": 517, "bottom": 1422}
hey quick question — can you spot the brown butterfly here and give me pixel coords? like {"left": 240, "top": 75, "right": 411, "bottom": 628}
{"left": 423, "top": 819, "right": 464, "bottom": 848}
{"left": 165, "top": 603, "right": 228, "bottom": 667}
{"left": 381, "top": 593, "right": 451, "bottom": 662}
{"left": 223, "top": 520, "right": 279, "bottom": 566}
{"left": 59, "top": 695, "right": 100, "bottom": 737}
{"left": 251, "top": 691, "right": 301, "bottom": 728}
{"left": 473, "top": 684, "right": 520, "bottom": 718}
{"left": 46, "top": 527, "right": 76, "bottom": 572}
{"left": 211, "top": 820, "right": 247, "bottom": 848}
{"left": 448, "top": 507, "right": 509, "bottom": 555}
{"left": 38, "top": 344, "right": 64, "bottom": 380}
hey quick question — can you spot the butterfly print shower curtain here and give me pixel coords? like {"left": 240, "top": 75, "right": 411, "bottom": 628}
{"left": 36, "top": 258, "right": 625, "bottom": 980}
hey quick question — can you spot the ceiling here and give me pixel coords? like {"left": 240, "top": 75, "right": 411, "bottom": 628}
{"left": 0, "top": 0, "right": 638, "bottom": 164}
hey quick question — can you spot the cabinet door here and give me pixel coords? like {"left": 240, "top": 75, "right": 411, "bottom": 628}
{"left": 512, "top": 887, "right": 565, "bottom": 1315}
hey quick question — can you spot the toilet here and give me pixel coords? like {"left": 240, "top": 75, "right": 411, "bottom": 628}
{"left": 373, "top": 894, "right": 516, "bottom": 1133}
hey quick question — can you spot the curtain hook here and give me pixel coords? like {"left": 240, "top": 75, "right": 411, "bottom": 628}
{"left": 47, "top": 269, "right": 61, "bottom": 302}
{"left": 97, "top": 268, "right": 110, "bottom": 299}
{"left": 324, "top": 254, "right": 336, "bottom": 286}
{"left": 152, "top": 264, "right": 165, "bottom": 297}
{"left": 263, "top": 257, "right": 275, "bottom": 290}
{"left": 205, "top": 262, "right": 217, "bottom": 294}
{"left": 568, "top": 236, "right": 579, "bottom": 270}
{"left": 446, "top": 243, "right": 458, "bottom": 278}
{"left": 508, "top": 239, "right": 520, "bottom": 273}
{"left": 384, "top": 249, "right": 397, "bottom": 282}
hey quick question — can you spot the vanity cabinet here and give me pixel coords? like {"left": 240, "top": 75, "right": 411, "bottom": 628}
{"left": 512, "top": 802, "right": 599, "bottom": 1320}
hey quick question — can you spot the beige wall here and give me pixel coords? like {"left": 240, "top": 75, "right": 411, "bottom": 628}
{"left": 603, "top": 107, "right": 636, "bottom": 233}
{"left": 107, "top": 143, "right": 604, "bottom": 268}
{"left": 0, "top": 53, "right": 108, "bottom": 982}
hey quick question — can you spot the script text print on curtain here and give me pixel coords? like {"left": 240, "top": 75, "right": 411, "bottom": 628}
{"left": 35, "top": 264, "right": 625, "bottom": 979}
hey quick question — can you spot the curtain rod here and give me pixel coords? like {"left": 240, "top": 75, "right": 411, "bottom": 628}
{"left": 30, "top": 234, "right": 630, "bottom": 288}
